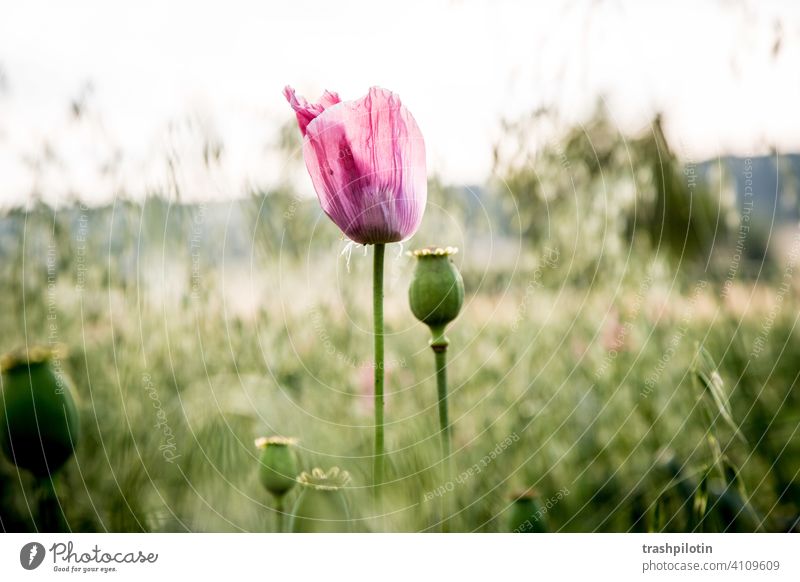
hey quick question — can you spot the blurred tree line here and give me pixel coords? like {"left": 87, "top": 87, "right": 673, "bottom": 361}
{"left": 489, "top": 105, "right": 790, "bottom": 286}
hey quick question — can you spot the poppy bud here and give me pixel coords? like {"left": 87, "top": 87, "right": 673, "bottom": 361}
{"left": 290, "top": 467, "right": 351, "bottom": 532}
{"left": 408, "top": 247, "right": 464, "bottom": 347}
{"left": 255, "top": 436, "right": 298, "bottom": 499}
{"left": 0, "top": 346, "right": 80, "bottom": 477}
{"left": 509, "top": 488, "right": 549, "bottom": 533}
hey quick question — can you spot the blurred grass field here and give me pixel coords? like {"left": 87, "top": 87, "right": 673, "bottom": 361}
{"left": 1, "top": 112, "right": 799, "bottom": 533}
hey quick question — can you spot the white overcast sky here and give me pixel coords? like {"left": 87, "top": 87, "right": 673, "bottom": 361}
{"left": 0, "top": 0, "right": 798, "bottom": 207}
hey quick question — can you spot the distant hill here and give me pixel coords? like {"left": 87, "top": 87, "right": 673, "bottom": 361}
{"left": 700, "top": 154, "right": 800, "bottom": 226}
{"left": 2, "top": 154, "right": 798, "bottom": 270}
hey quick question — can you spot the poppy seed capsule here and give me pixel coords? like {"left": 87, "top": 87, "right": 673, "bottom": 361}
{"left": 408, "top": 247, "right": 464, "bottom": 346}
{"left": 509, "top": 488, "right": 549, "bottom": 533}
{"left": 0, "top": 346, "right": 80, "bottom": 477}
{"left": 255, "top": 436, "right": 298, "bottom": 499}
{"left": 290, "top": 467, "right": 351, "bottom": 533}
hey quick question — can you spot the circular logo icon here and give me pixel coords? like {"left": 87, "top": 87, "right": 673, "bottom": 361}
{"left": 20, "top": 542, "right": 46, "bottom": 570}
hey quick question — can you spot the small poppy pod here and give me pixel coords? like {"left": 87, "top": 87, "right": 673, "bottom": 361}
{"left": 290, "top": 467, "right": 351, "bottom": 533}
{"left": 509, "top": 488, "right": 548, "bottom": 533}
{"left": 255, "top": 436, "right": 299, "bottom": 499}
{"left": 408, "top": 247, "right": 464, "bottom": 336}
{"left": 0, "top": 346, "right": 80, "bottom": 477}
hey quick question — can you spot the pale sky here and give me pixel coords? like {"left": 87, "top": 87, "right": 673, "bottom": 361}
{"left": 0, "top": 0, "right": 798, "bottom": 207}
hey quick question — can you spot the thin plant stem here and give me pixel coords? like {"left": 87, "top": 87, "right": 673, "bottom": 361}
{"left": 431, "top": 332, "right": 452, "bottom": 531}
{"left": 275, "top": 497, "right": 284, "bottom": 533}
{"left": 373, "top": 243, "right": 386, "bottom": 495}
{"left": 434, "top": 346, "right": 451, "bottom": 459}
{"left": 36, "top": 476, "right": 66, "bottom": 532}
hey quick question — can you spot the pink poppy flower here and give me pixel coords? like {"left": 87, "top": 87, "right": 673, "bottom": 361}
{"left": 284, "top": 86, "right": 427, "bottom": 245}
{"left": 601, "top": 309, "right": 629, "bottom": 352}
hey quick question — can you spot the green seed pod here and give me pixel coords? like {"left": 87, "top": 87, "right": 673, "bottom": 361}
{"left": 290, "top": 467, "right": 351, "bottom": 533}
{"left": 509, "top": 489, "right": 549, "bottom": 533}
{"left": 255, "top": 436, "right": 298, "bottom": 499}
{"left": 408, "top": 247, "right": 464, "bottom": 345}
{"left": 0, "top": 346, "right": 80, "bottom": 477}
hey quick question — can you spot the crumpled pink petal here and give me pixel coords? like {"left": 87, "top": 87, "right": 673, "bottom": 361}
{"left": 284, "top": 86, "right": 426, "bottom": 245}
{"left": 283, "top": 86, "right": 341, "bottom": 137}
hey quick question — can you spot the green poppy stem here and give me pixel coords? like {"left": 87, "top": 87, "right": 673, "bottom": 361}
{"left": 275, "top": 496, "right": 284, "bottom": 533}
{"left": 431, "top": 326, "right": 452, "bottom": 531}
{"left": 429, "top": 324, "right": 451, "bottom": 459}
{"left": 373, "top": 243, "right": 386, "bottom": 495}
{"left": 433, "top": 346, "right": 451, "bottom": 459}
{"left": 36, "top": 476, "right": 66, "bottom": 532}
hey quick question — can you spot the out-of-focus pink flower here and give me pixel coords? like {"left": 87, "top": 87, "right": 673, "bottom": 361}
{"left": 601, "top": 309, "right": 628, "bottom": 352}
{"left": 355, "top": 363, "right": 392, "bottom": 416}
{"left": 284, "top": 86, "right": 427, "bottom": 245}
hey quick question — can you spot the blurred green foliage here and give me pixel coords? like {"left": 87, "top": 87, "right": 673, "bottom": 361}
{"left": 0, "top": 111, "right": 798, "bottom": 532}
